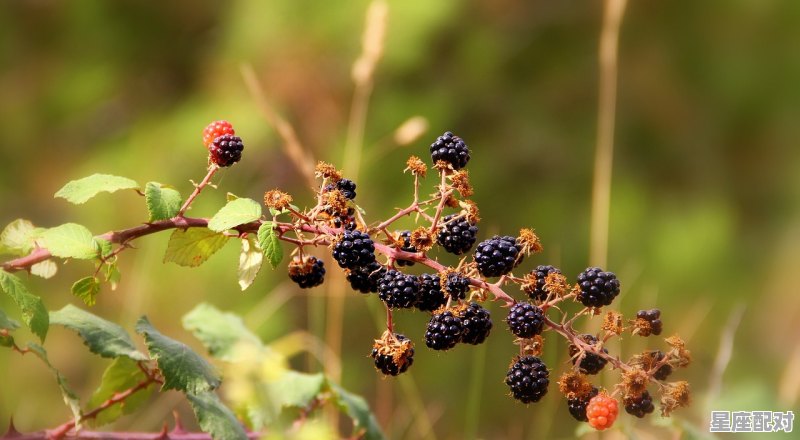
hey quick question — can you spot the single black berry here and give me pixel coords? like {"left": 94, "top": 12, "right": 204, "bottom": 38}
{"left": 287, "top": 256, "right": 325, "bottom": 288}
{"left": 474, "top": 235, "right": 522, "bottom": 277}
{"left": 332, "top": 230, "right": 376, "bottom": 269}
{"left": 506, "top": 302, "right": 545, "bottom": 338}
{"left": 209, "top": 134, "right": 244, "bottom": 167}
{"left": 649, "top": 351, "right": 673, "bottom": 380}
{"left": 460, "top": 302, "right": 492, "bottom": 345}
{"left": 624, "top": 391, "right": 655, "bottom": 418}
{"left": 425, "top": 310, "right": 463, "bottom": 350}
{"left": 636, "top": 309, "right": 663, "bottom": 336}
{"left": 576, "top": 267, "right": 620, "bottom": 308}
{"left": 505, "top": 355, "right": 549, "bottom": 404}
{"left": 442, "top": 272, "right": 470, "bottom": 300}
{"left": 336, "top": 178, "right": 357, "bottom": 200}
{"left": 436, "top": 214, "right": 478, "bottom": 255}
{"left": 567, "top": 387, "right": 599, "bottom": 422}
{"left": 524, "top": 265, "right": 562, "bottom": 301}
{"left": 346, "top": 261, "right": 385, "bottom": 294}
{"left": 371, "top": 333, "right": 414, "bottom": 376}
{"left": 396, "top": 230, "right": 417, "bottom": 267}
{"left": 333, "top": 215, "right": 357, "bottom": 231}
{"left": 416, "top": 273, "right": 447, "bottom": 312}
{"left": 378, "top": 269, "right": 420, "bottom": 309}
{"left": 430, "top": 131, "right": 470, "bottom": 170}
{"left": 569, "top": 334, "right": 609, "bottom": 375}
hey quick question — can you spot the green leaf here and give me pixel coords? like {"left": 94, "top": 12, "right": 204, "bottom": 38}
{"left": 94, "top": 238, "right": 114, "bottom": 259}
{"left": 27, "top": 343, "right": 82, "bottom": 424}
{"left": 238, "top": 237, "right": 263, "bottom": 291}
{"left": 330, "top": 383, "right": 385, "bottom": 440}
{"left": 136, "top": 316, "right": 221, "bottom": 393}
{"left": 30, "top": 260, "right": 58, "bottom": 279}
{"left": 145, "top": 182, "right": 182, "bottom": 222}
{"left": 0, "top": 308, "right": 20, "bottom": 347}
{"left": 208, "top": 198, "right": 262, "bottom": 232}
{"left": 50, "top": 304, "right": 146, "bottom": 361}
{"left": 182, "top": 303, "right": 262, "bottom": 362}
{"left": 88, "top": 357, "right": 154, "bottom": 427}
{"left": 0, "top": 270, "right": 48, "bottom": 341}
{"left": 187, "top": 391, "right": 248, "bottom": 440}
{"left": 163, "top": 228, "right": 229, "bottom": 267}
{"left": 257, "top": 222, "right": 282, "bottom": 269}
{"left": 71, "top": 276, "right": 101, "bottom": 307}
{"left": 0, "top": 219, "right": 40, "bottom": 256}
{"left": 105, "top": 262, "right": 121, "bottom": 290}
{"left": 41, "top": 223, "right": 98, "bottom": 260}
{"left": 268, "top": 371, "right": 327, "bottom": 409}
{"left": 54, "top": 173, "right": 139, "bottom": 205}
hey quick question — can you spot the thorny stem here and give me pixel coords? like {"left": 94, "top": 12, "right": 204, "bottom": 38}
{"left": 177, "top": 165, "right": 219, "bottom": 217}
{"left": 429, "top": 171, "right": 450, "bottom": 233}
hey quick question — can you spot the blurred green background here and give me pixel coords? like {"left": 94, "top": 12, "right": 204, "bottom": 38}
{"left": 1, "top": 0, "right": 799, "bottom": 438}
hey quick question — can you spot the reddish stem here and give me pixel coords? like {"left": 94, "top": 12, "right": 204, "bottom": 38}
{"left": 177, "top": 166, "right": 219, "bottom": 217}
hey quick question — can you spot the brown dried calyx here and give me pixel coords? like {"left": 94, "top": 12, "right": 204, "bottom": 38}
{"left": 315, "top": 161, "right": 342, "bottom": 181}
{"left": 264, "top": 189, "right": 293, "bottom": 211}
{"left": 660, "top": 381, "right": 691, "bottom": 416}
{"left": 404, "top": 155, "right": 427, "bottom": 178}
{"left": 558, "top": 371, "right": 595, "bottom": 400}
{"left": 516, "top": 228, "right": 543, "bottom": 256}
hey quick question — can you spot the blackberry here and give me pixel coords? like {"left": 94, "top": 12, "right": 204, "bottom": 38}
{"left": 567, "top": 387, "right": 599, "bottom": 422}
{"left": 430, "top": 131, "right": 470, "bottom": 170}
{"left": 649, "top": 351, "right": 673, "bottom": 380}
{"left": 436, "top": 214, "right": 478, "bottom": 255}
{"left": 333, "top": 215, "right": 357, "bottom": 231}
{"left": 524, "top": 265, "right": 562, "bottom": 301}
{"left": 336, "top": 178, "right": 357, "bottom": 200}
{"left": 287, "top": 256, "right": 325, "bottom": 288}
{"left": 395, "top": 230, "right": 417, "bottom": 267}
{"left": 569, "top": 334, "right": 608, "bottom": 375}
{"left": 346, "top": 261, "right": 385, "bottom": 294}
{"left": 459, "top": 302, "right": 492, "bottom": 345}
{"left": 332, "top": 230, "right": 376, "bottom": 269}
{"left": 416, "top": 273, "right": 447, "bottom": 312}
{"left": 587, "top": 394, "right": 619, "bottom": 430}
{"left": 474, "top": 235, "right": 522, "bottom": 278}
{"left": 378, "top": 269, "right": 420, "bottom": 309}
{"left": 442, "top": 272, "right": 470, "bottom": 300}
{"left": 635, "top": 309, "right": 663, "bottom": 336}
{"left": 371, "top": 333, "right": 414, "bottom": 376}
{"left": 505, "top": 356, "right": 549, "bottom": 404}
{"left": 209, "top": 134, "right": 244, "bottom": 167}
{"left": 425, "top": 310, "right": 463, "bottom": 350}
{"left": 576, "top": 267, "right": 620, "bottom": 308}
{"left": 624, "top": 391, "right": 655, "bottom": 418}
{"left": 202, "top": 120, "right": 235, "bottom": 147}
{"left": 506, "top": 302, "right": 545, "bottom": 338}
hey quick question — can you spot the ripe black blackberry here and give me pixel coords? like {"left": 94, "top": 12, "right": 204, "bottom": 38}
{"left": 209, "top": 134, "right": 244, "bottom": 167}
{"left": 624, "top": 391, "right": 655, "bottom": 418}
{"left": 332, "top": 230, "right": 376, "bottom": 269}
{"left": 346, "top": 261, "right": 385, "bottom": 294}
{"left": 333, "top": 215, "right": 357, "bottom": 231}
{"left": 378, "top": 269, "right": 420, "bottom": 309}
{"left": 371, "top": 333, "right": 414, "bottom": 376}
{"left": 569, "top": 334, "right": 609, "bottom": 375}
{"left": 636, "top": 309, "right": 663, "bottom": 336}
{"left": 524, "top": 265, "right": 562, "bottom": 301}
{"left": 650, "top": 351, "right": 673, "bottom": 380}
{"left": 336, "top": 178, "right": 356, "bottom": 200}
{"left": 506, "top": 302, "right": 545, "bottom": 338}
{"left": 505, "top": 355, "right": 549, "bottom": 404}
{"left": 416, "top": 273, "right": 447, "bottom": 312}
{"left": 576, "top": 267, "right": 621, "bottom": 308}
{"left": 287, "top": 256, "right": 325, "bottom": 288}
{"left": 424, "top": 309, "right": 463, "bottom": 350}
{"left": 430, "top": 131, "right": 470, "bottom": 170}
{"left": 567, "top": 387, "right": 599, "bottom": 422}
{"left": 459, "top": 302, "right": 492, "bottom": 345}
{"left": 395, "top": 230, "right": 417, "bottom": 267}
{"left": 474, "top": 235, "right": 522, "bottom": 278}
{"left": 442, "top": 272, "right": 470, "bottom": 300}
{"left": 436, "top": 214, "right": 478, "bottom": 255}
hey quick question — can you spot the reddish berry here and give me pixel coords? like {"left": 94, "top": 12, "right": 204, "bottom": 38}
{"left": 203, "top": 120, "right": 235, "bottom": 147}
{"left": 586, "top": 393, "right": 619, "bottom": 431}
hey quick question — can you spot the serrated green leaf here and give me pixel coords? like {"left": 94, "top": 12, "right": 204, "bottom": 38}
{"left": 136, "top": 316, "right": 220, "bottom": 394}
{"left": 54, "top": 174, "right": 139, "bottom": 205}
{"left": 268, "top": 371, "right": 327, "bottom": 409}
{"left": 330, "top": 383, "right": 385, "bottom": 440}
{"left": 50, "top": 304, "right": 146, "bottom": 360}
{"left": 71, "top": 276, "right": 101, "bottom": 307}
{"left": 145, "top": 182, "right": 182, "bottom": 222}
{"left": 182, "top": 303, "right": 262, "bottom": 362}
{"left": 88, "top": 357, "right": 154, "bottom": 427}
{"left": 30, "top": 260, "right": 58, "bottom": 279}
{"left": 238, "top": 237, "right": 263, "bottom": 291}
{"left": 94, "top": 238, "right": 114, "bottom": 259}
{"left": 163, "top": 228, "right": 229, "bottom": 267}
{"left": 257, "top": 222, "right": 282, "bottom": 269}
{"left": 0, "top": 270, "right": 48, "bottom": 341}
{"left": 27, "top": 343, "right": 82, "bottom": 423}
{"left": 0, "top": 219, "right": 39, "bottom": 256}
{"left": 41, "top": 223, "right": 98, "bottom": 260}
{"left": 187, "top": 391, "right": 248, "bottom": 440}
{"left": 208, "top": 198, "right": 262, "bottom": 232}
{"left": 0, "top": 308, "right": 20, "bottom": 347}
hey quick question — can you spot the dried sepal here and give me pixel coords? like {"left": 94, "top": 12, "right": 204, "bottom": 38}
{"left": 544, "top": 272, "right": 569, "bottom": 298}
{"left": 665, "top": 335, "right": 692, "bottom": 367}
{"left": 321, "top": 189, "right": 349, "bottom": 217}
{"left": 621, "top": 367, "right": 650, "bottom": 397}
{"left": 405, "top": 155, "right": 427, "bottom": 178}
{"left": 373, "top": 330, "right": 415, "bottom": 372}
{"left": 410, "top": 226, "right": 434, "bottom": 252}
{"left": 433, "top": 159, "right": 453, "bottom": 173}
{"left": 516, "top": 228, "right": 543, "bottom": 255}
{"left": 601, "top": 311, "right": 625, "bottom": 336}
{"left": 263, "top": 189, "right": 293, "bottom": 211}
{"left": 659, "top": 381, "right": 690, "bottom": 416}
{"left": 558, "top": 371, "right": 595, "bottom": 400}
{"left": 516, "top": 335, "right": 545, "bottom": 357}
{"left": 315, "top": 161, "right": 342, "bottom": 181}
{"left": 460, "top": 200, "right": 481, "bottom": 224}
{"left": 449, "top": 170, "right": 473, "bottom": 197}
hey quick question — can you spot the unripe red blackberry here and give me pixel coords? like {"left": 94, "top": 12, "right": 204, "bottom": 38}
{"left": 430, "top": 131, "right": 470, "bottom": 170}
{"left": 524, "top": 265, "right": 562, "bottom": 301}
{"left": 624, "top": 391, "right": 655, "bottom": 418}
{"left": 569, "top": 334, "right": 609, "bottom": 375}
{"left": 586, "top": 393, "right": 618, "bottom": 430}
{"left": 567, "top": 387, "right": 599, "bottom": 422}
{"left": 576, "top": 267, "right": 620, "bottom": 308}
{"left": 459, "top": 302, "right": 492, "bottom": 345}
{"left": 442, "top": 272, "right": 470, "bottom": 300}
{"left": 209, "top": 134, "right": 244, "bottom": 167}
{"left": 474, "top": 235, "right": 522, "bottom": 278}
{"left": 287, "top": 255, "right": 325, "bottom": 289}
{"left": 436, "top": 214, "right": 478, "bottom": 255}
{"left": 202, "top": 120, "right": 235, "bottom": 147}
{"left": 416, "top": 273, "right": 447, "bottom": 312}
{"left": 346, "top": 261, "right": 385, "bottom": 294}
{"left": 635, "top": 309, "right": 663, "bottom": 336}
{"left": 332, "top": 230, "right": 376, "bottom": 269}
{"left": 395, "top": 230, "right": 417, "bottom": 267}
{"left": 506, "top": 302, "right": 545, "bottom": 338}
{"left": 378, "top": 269, "right": 420, "bottom": 309}
{"left": 371, "top": 333, "right": 414, "bottom": 376}
{"left": 424, "top": 309, "right": 463, "bottom": 351}
{"left": 505, "top": 355, "right": 549, "bottom": 404}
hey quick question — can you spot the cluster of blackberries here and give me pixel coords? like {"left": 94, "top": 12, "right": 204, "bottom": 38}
{"left": 424, "top": 303, "right": 493, "bottom": 350}
{"left": 203, "top": 120, "right": 244, "bottom": 167}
